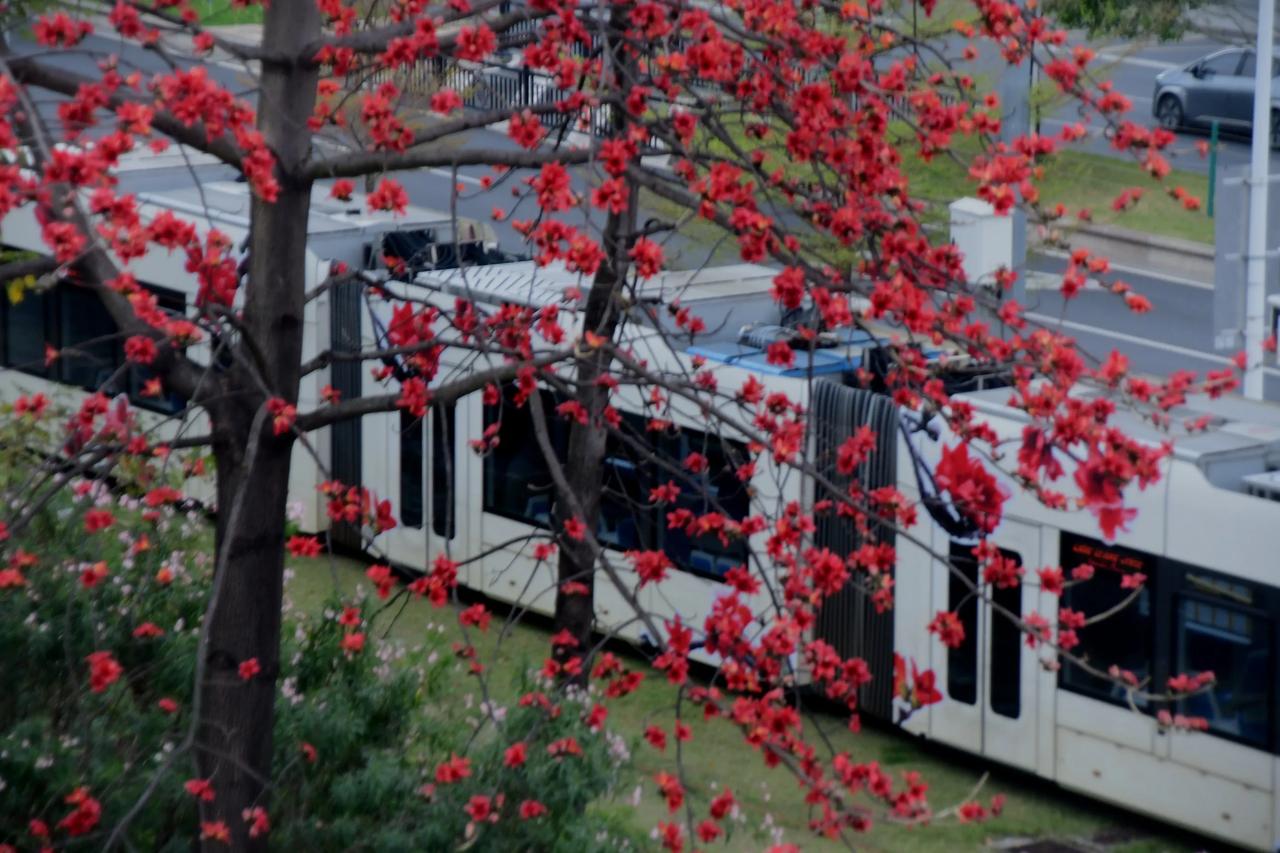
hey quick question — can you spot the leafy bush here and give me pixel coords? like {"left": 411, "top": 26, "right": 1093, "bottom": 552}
{"left": 0, "top": 396, "right": 638, "bottom": 849}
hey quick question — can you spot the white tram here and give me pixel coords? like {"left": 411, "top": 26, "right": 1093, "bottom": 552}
{"left": 3, "top": 155, "right": 1280, "bottom": 851}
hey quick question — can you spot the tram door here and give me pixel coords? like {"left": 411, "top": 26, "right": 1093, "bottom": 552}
{"left": 930, "top": 520, "right": 1041, "bottom": 772}
{"left": 384, "top": 401, "right": 464, "bottom": 577}
{"left": 980, "top": 519, "right": 1040, "bottom": 772}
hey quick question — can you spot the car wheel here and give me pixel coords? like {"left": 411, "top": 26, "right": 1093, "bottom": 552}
{"left": 1157, "top": 95, "right": 1184, "bottom": 132}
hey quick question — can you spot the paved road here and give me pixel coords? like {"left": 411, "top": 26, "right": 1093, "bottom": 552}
{"left": 1025, "top": 252, "right": 1280, "bottom": 399}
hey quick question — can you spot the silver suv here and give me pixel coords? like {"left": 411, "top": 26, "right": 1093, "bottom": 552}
{"left": 1153, "top": 47, "right": 1280, "bottom": 147}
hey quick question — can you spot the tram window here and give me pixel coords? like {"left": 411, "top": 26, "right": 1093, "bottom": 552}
{"left": 947, "top": 542, "right": 979, "bottom": 706}
{"left": 660, "top": 429, "right": 750, "bottom": 580}
{"left": 481, "top": 384, "right": 749, "bottom": 578}
{"left": 1175, "top": 572, "right": 1272, "bottom": 749}
{"left": 430, "top": 404, "right": 456, "bottom": 539}
{"left": 1, "top": 273, "right": 187, "bottom": 413}
{"left": 598, "top": 420, "right": 654, "bottom": 552}
{"left": 990, "top": 550, "right": 1024, "bottom": 719}
{"left": 3, "top": 287, "right": 50, "bottom": 376}
{"left": 482, "top": 389, "right": 567, "bottom": 528}
{"left": 399, "top": 410, "right": 424, "bottom": 529}
{"left": 59, "top": 285, "right": 121, "bottom": 391}
{"left": 1059, "top": 532, "right": 1158, "bottom": 708}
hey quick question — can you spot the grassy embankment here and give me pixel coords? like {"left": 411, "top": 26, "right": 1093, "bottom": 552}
{"left": 286, "top": 553, "right": 1198, "bottom": 852}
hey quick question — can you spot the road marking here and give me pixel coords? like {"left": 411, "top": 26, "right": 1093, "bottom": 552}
{"left": 1026, "top": 312, "right": 1217, "bottom": 361}
{"left": 1035, "top": 249, "right": 1215, "bottom": 291}
{"left": 1096, "top": 52, "right": 1179, "bottom": 71}
{"left": 1025, "top": 313, "right": 1280, "bottom": 378}
{"left": 428, "top": 168, "right": 485, "bottom": 186}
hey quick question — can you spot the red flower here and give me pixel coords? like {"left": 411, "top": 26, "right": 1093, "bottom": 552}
{"left": 644, "top": 725, "right": 667, "bottom": 751}
{"left": 697, "top": 820, "right": 723, "bottom": 842}
{"left": 132, "top": 621, "right": 165, "bottom": 639}
{"left": 1120, "top": 571, "right": 1146, "bottom": 590}
{"left": 503, "top": 742, "right": 527, "bottom": 768}
{"left": 563, "top": 516, "right": 587, "bottom": 541}
{"left": 238, "top": 657, "right": 261, "bottom": 681}
{"left": 508, "top": 109, "right": 545, "bottom": 149}
{"left": 464, "top": 794, "right": 493, "bottom": 822}
{"left": 435, "top": 754, "right": 472, "bottom": 784}
{"left": 518, "top": 799, "right": 547, "bottom": 820}
{"left": 266, "top": 397, "right": 296, "bottom": 436}
{"left": 459, "top": 603, "right": 491, "bottom": 631}
{"left": 655, "top": 771, "right": 684, "bottom": 812}
{"left": 366, "top": 564, "right": 395, "bottom": 599}
{"left": 34, "top": 13, "right": 92, "bottom": 48}
{"left": 330, "top": 179, "right": 355, "bottom": 201}
{"left": 1038, "top": 567, "right": 1065, "bottom": 596}
{"left": 709, "top": 789, "right": 736, "bottom": 820}
{"left": 430, "top": 89, "right": 463, "bottom": 114}
{"left": 157, "top": 697, "right": 180, "bottom": 714}
{"left": 765, "top": 339, "right": 795, "bottom": 368}
{"left": 243, "top": 806, "right": 270, "bottom": 839}
{"left": 80, "top": 561, "right": 109, "bottom": 589}
{"left": 124, "top": 335, "right": 157, "bottom": 365}
{"left": 628, "top": 237, "right": 664, "bottom": 279}
{"left": 83, "top": 509, "right": 115, "bottom": 533}
{"left": 86, "top": 651, "right": 123, "bottom": 693}
{"left": 57, "top": 788, "right": 101, "bottom": 837}
{"left": 200, "top": 821, "right": 231, "bottom": 843}
{"left": 627, "top": 550, "right": 672, "bottom": 587}
{"left": 532, "top": 162, "right": 575, "bottom": 212}
{"left": 933, "top": 444, "right": 1007, "bottom": 534}
{"left": 341, "top": 632, "right": 366, "bottom": 654}
{"left": 287, "top": 535, "right": 322, "bottom": 558}
{"left": 184, "top": 778, "right": 216, "bottom": 802}
{"left": 455, "top": 24, "right": 496, "bottom": 61}
{"left": 927, "top": 610, "right": 965, "bottom": 649}
{"left": 368, "top": 178, "right": 409, "bottom": 215}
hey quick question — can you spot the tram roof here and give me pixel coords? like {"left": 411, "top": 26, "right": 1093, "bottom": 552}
{"left": 957, "top": 384, "right": 1280, "bottom": 463}
{"left": 412, "top": 260, "right": 783, "bottom": 308}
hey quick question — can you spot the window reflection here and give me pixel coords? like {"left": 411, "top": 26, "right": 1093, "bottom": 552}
{"left": 1177, "top": 592, "right": 1271, "bottom": 748}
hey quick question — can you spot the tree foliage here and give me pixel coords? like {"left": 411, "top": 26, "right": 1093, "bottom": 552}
{"left": 0, "top": 0, "right": 1250, "bottom": 849}
{"left": 1042, "top": 0, "right": 1207, "bottom": 40}
{"left": 0, "top": 397, "right": 635, "bottom": 850}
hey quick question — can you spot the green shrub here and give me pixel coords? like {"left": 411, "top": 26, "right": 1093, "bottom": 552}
{"left": 0, "top": 396, "right": 638, "bottom": 849}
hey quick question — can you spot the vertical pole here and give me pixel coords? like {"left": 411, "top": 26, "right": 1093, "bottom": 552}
{"left": 1208, "top": 120, "right": 1219, "bottom": 218}
{"left": 1245, "top": 0, "right": 1275, "bottom": 399}
{"left": 997, "top": 0, "right": 1030, "bottom": 303}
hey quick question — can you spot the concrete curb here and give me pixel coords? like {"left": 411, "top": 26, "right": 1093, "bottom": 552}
{"left": 1034, "top": 220, "right": 1214, "bottom": 285}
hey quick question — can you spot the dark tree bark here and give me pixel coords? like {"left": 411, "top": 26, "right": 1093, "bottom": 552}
{"left": 194, "top": 1, "right": 321, "bottom": 848}
{"left": 551, "top": 13, "right": 639, "bottom": 680}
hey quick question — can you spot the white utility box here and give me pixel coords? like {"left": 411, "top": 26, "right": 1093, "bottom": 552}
{"left": 949, "top": 197, "right": 1014, "bottom": 287}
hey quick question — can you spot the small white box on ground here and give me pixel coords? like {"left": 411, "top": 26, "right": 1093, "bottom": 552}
{"left": 949, "top": 197, "right": 1014, "bottom": 287}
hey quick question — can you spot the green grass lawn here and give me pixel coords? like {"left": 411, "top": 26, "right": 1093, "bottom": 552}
{"left": 285, "top": 552, "right": 1201, "bottom": 852}
{"left": 194, "top": 1, "right": 264, "bottom": 25}
{"left": 905, "top": 142, "right": 1215, "bottom": 245}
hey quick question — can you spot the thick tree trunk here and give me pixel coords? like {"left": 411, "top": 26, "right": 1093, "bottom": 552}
{"left": 195, "top": 2, "right": 320, "bottom": 848}
{"left": 552, "top": 131, "right": 638, "bottom": 680}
